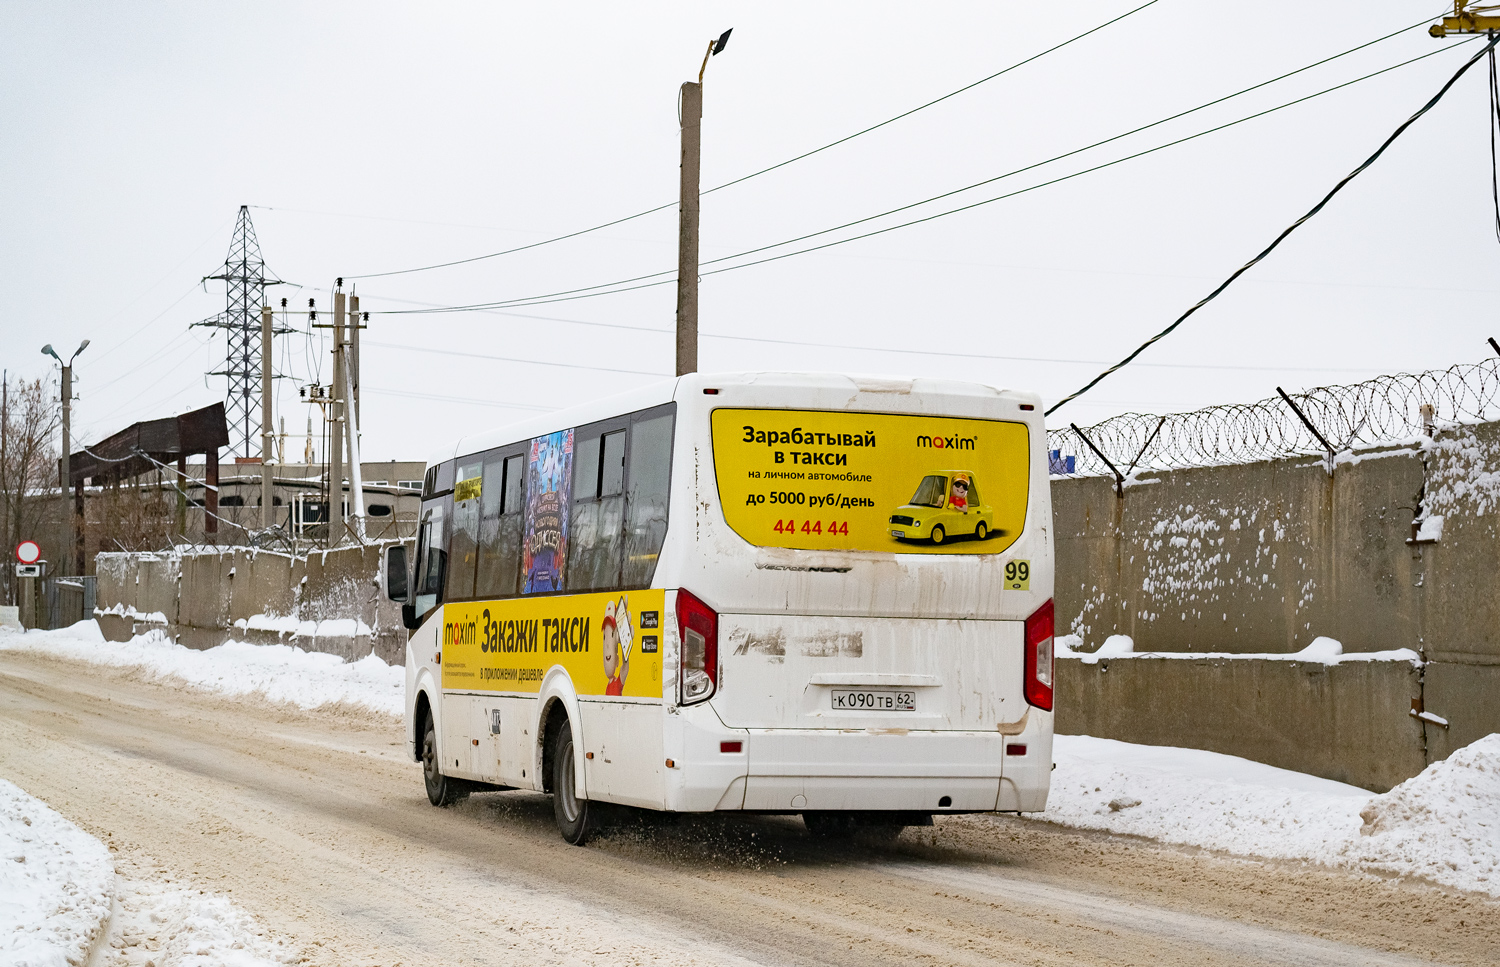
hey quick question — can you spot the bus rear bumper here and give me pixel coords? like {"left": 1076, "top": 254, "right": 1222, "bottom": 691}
{"left": 668, "top": 724, "right": 1048, "bottom": 814}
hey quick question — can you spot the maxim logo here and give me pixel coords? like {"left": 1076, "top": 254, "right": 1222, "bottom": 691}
{"left": 915, "top": 434, "right": 976, "bottom": 450}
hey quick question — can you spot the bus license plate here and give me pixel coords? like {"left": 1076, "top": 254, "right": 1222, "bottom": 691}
{"left": 831, "top": 689, "right": 916, "bottom": 711}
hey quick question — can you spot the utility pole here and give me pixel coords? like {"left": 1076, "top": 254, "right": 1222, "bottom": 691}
{"left": 676, "top": 29, "right": 732, "bottom": 377}
{"left": 344, "top": 294, "right": 365, "bottom": 541}
{"left": 676, "top": 80, "right": 701, "bottom": 377}
{"left": 60, "top": 364, "right": 70, "bottom": 568}
{"left": 328, "top": 288, "right": 346, "bottom": 545}
{"left": 349, "top": 295, "right": 361, "bottom": 427}
{"left": 260, "top": 305, "right": 274, "bottom": 529}
{"left": 41, "top": 341, "right": 87, "bottom": 574}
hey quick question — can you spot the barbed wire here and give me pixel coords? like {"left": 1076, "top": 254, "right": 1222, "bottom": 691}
{"left": 1048, "top": 355, "right": 1500, "bottom": 478}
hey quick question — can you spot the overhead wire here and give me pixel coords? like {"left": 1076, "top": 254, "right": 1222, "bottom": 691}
{"left": 1489, "top": 44, "right": 1500, "bottom": 243}
{"left": 377, "top": 37, "right": 1471, "bottom": 315}
{"left": 1044, "top": 32, "right": 1500, "bottom": 417}
{"left": 345, "top": 0, "right": 1162, "bottom": 281}
{"left": 362, "top": 339, "right": 668, "bottom": 377}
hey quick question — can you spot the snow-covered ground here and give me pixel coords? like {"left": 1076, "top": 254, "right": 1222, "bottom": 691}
{"left": 0, "top": 779, "right": 295, "bottom": 967}
{"left": 0, "top": 778, "right": 114, "bottom": 967}
{"left": 1, "top": 658, "right": 298, "bottom": 965}
{"left": 3, "top": 621, "right": 1497, "bottom": 899}
{"left": 1050, "top": 734, "right": 1499, "bottom": 896}
{"left": 2, "top": 620, "right": 402, "bottom": 716}
{"left": 102, "top": 851, "right": 294, "bottom": 967}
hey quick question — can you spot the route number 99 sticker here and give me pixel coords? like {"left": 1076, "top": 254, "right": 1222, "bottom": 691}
{"left": 1004, "top": 559, "right": 1030, "bottom": 590}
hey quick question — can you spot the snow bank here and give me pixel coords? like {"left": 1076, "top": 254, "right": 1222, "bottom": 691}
{"left": 0, "top": 621, "right": 402, "bottom": 716}
{"left": 0, "top": 779, "right": 114, "bottom": 967}
{"left": 1047, "top": 734, "right": 1500, "bottom": 896}
{"left": 1055, "top": 633, "right": 1420, "bottom": 666}
{"left": 107, "top": 867, "right": 293, "bottom": 966}
{"left": 1347, "top": 733, "right": 1500, "bottom": 895}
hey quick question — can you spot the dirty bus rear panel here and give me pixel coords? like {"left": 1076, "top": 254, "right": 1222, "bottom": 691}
{"left": 659, "top": 373, "right": 1054, "bottom": 816}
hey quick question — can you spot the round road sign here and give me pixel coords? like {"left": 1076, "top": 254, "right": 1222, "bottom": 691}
{"left": 15, "top": 541, "right": 41, "bottom": 564}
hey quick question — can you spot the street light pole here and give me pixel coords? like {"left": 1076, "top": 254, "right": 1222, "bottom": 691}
{"left": 42, "top": 340, "right": 89, "bottom": 575}
{"left": 676, "top": 28, "right": 732, "bottom": 378}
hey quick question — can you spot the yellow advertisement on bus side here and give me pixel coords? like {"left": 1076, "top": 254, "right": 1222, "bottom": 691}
{"left": 440, "top": 589, "right": 667, "bottom": 697}
{"left": 711, "top": 408, "right": 1028, "bottom": 555}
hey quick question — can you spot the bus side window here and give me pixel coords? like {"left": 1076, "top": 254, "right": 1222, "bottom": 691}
{"left": 567, "top": 429, "right": 626, "bottom": 591}
{"left": 622, "top": 414, "right": 673, "bottom": 587}
{"left": 413, "top": 502, "right": 447, "bottom": 617}
{"left": 475, "top": 452, "right": 524, "bottom": 598}
{"left": 448, "top": 460, "right": 483, "bottom": 600}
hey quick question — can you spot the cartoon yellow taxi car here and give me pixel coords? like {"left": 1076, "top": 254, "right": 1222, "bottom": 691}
{"left": 888, "top": 470, "right": 997, "bottom": 544}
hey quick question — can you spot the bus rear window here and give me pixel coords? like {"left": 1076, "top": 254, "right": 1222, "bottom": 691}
{"left": 710, "top": 408, "right": 1028, "bottom": 556}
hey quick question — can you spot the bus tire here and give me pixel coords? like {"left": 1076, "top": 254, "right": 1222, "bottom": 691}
{"left": 930, "top": 525, "right": 945, "bottom": 545}
{"left": 422, "top": 712, "right": 469, "bottom": 807}
{"left": 550, "top": 720, "right": 595, "bottom": 845}
{"left": 975, "top": 522, "right": 988, "bottom": 541}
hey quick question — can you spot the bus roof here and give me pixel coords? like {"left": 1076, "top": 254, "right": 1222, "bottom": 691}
{"left": 425, "top": 371, "right": 1037, "bottom": 469}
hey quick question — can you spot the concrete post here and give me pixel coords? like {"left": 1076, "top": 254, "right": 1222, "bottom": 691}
{"left": 260, "top": 305, "right": 274, "bottom": 529}
{"left": 328, "top": 291, "right": 345, "bottom": 546}
{"left": 676, "top": 81, "right": 702, "bottom": 377}
{"left": 349, "top": 295, "right": 360, "bottom": 427}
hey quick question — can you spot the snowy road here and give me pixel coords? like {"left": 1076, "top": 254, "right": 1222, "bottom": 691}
{"left": 0, "top": 650, "right": 1494, "bottom": 967}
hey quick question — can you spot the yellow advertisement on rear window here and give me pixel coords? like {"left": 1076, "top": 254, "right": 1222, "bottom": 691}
{"left": 712, "top": 408, "right": 1028, "bottom": 555}
{"left": 441, "top": 589, "right": 666, "bottom": 697}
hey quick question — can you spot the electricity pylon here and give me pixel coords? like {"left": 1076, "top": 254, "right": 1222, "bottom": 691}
{"left": 198, "top": 206, "right": 285, "bottom": 458}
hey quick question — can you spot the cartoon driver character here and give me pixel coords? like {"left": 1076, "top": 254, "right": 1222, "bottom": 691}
{"left": 601, "top": 596, "right": 633, "bottom": 696}
{"left": 949, "top": 475, "right": 971, "bottom": 513}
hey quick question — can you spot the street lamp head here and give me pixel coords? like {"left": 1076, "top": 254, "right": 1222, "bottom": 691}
{"left": 76, "top": 339, "right": 90, "bottom": 356}
{"left": 41, "top": 344, "right": 60, "bottom": 362}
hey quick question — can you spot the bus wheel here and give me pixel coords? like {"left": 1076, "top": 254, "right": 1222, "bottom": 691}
{"left": 422, "top": 714, "right": 469, "bottom": 807}
{"left": 803, "top": 812, "right": 856, "bottom": 839}
{"left": 930, "top": 525, "right": 945, "bottom": 545}
{"left": 975, "top": 522, "right": 988, "bottom": 541}
{"left": 550, "top": 721, "right": 595, "bottom": 845}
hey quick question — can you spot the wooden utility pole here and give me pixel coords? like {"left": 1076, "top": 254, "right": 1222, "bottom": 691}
{"left": 675, "top": 81, "right": 702, "bottom": 377}
{"left": 260, "top": 305, "right": 274, "bottom": 529}
{"left": 329, "top": 289, "right": 345, "bottom": 545}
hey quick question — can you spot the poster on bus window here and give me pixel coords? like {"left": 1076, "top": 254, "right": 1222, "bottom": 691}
{"left": 711, "top": 408, "right": 1029, "bottom": 555}
{"left": 522, "top": 429, "right": 573, "bottom": 593}
{"left": 441, "top": 589, "right": 666, "bottom": 698}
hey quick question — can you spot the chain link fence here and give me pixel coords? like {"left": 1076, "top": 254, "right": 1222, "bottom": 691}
{"left": 1048, "top": 355, "right": 1500, "bottom": 478}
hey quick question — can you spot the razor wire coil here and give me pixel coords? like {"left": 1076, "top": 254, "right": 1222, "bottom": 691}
{"left": 1047, "top": 356, "right": 1500, "bottom": 478}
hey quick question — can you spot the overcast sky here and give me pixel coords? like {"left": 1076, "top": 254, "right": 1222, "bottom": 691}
{"left": 3, "top": 1, "right": 1497, "bottom": 462}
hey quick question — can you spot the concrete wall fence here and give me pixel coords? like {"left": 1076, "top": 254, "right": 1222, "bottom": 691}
{"left": 1054, "top": 419, "right": 1500, "bottom": 790}
{"left": 94, "top": 542, "right": 410, "bottom": 665}
{"left": 87, "top": 420, "right": 1498, "bottom": 792}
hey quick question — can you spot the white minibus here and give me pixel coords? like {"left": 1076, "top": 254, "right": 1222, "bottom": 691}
{"left": 384, "top": 371, "right": 1055, "bottom": 844}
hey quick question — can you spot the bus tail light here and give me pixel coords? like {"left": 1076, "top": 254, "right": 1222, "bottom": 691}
{"left": 677, "top": 587, "right": 718, "bottom": 705}
{"left": 1024, "top": 598, "right": 1054, "bottom": 711}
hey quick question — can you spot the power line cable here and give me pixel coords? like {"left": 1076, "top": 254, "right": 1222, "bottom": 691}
{"left": 361, "top": 339, "right": 667, "bottom": 377}
{"left": 345, "top": 0, "right": 1162, "bottom": 281}
{"left": 380, "top": 39, "right": 1470, "bottom": 315}
{"left": 1489, "top": 46, "right": 1500, "bottom": 243}
{"left": 1045, "top": 32, "right": 1500, "bottom": 418}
